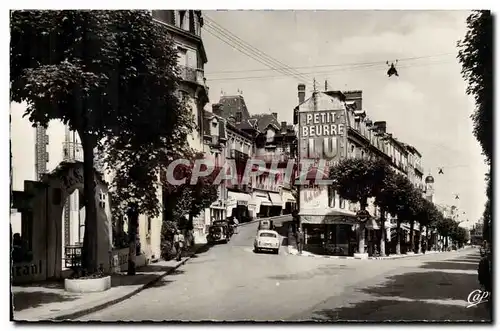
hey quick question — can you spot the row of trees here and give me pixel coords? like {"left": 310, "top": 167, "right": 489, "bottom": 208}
{"left": 11, "top": 10, "right": 219, "bottom": 275}
{"left": 457, "top": 10, "right": 492, "bottom": 242}
{"left": 329, "top": 158, "right": 468, "bottom": 256}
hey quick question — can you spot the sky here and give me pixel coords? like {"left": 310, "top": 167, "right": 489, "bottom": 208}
{"left": 201, "top": 10, "right": 488, "bottom": 227}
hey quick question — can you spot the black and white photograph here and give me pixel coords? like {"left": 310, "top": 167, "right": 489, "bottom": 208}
{"left": 8, "top": 4, "right": 493, "bottom": 323}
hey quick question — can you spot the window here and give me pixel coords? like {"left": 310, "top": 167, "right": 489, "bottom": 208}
{"left": 259, "top": 232, "right": 277, "bottom": 238}
{"left": 235, "top": 112, "right": 242, "bottom": 123}
{"left": 328, "top": 187, "right": 336, "bottom": 207}
{"left": 339, "top": 197, "right": 346, "bottom": 209}
{"left": 147, "top": 216, "right": 152, "bottom": 234}
{"left": 177, "top": 47, "right": 187, "bottom": 67}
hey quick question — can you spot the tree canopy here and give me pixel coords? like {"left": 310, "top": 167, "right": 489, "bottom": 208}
{"left": 458, "top": 10, "right": 493, "bottom": 164}
{"left": 10, "top": 10, "right": 190, "bottom": 273}
{"left": 329, "top": 158, "right": 391, "bottom": 208}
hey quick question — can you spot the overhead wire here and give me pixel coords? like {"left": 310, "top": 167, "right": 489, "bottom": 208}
{"left": 203, "top": 16, "right": 315, "bottom": 85}
{"left": 206, "top": 53, "right": 456, "bottom": 75}
{"left": 206, "top": 59, "right": 457, "bottom": 82}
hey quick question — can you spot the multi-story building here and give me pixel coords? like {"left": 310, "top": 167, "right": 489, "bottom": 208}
{"left": 211, "top": 95, "right": 258, "bottom": 220}
{"left": 294, "top": 85, "right": 426, "bottom": 257}
{"left": 211, "top": 93, "right": 299, "bottom": 219}
{"left": 252, "top": 112, "right": 298, "bottom": 217}
{"left": 152, "top": 10, "right": 210, "bottom": 245}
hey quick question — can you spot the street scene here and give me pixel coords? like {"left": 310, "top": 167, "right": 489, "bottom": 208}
{"left": 10, "top": 9, "right": 492, "bottom": 323}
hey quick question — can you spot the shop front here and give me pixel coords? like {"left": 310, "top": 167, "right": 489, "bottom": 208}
{"left": 267, "top": 192, "right": 283, "bottom": 217}
{"left": 281, "top": 189, "right": 297, "bottom": 215}
{"left": 226, "top": 191, "right": 252, "bottom": 223}
{"left": 253, "top": 191, "right": 273, "bottom": 218}
{"left": 300, "top": 212, "right": 359, "bottom": 256}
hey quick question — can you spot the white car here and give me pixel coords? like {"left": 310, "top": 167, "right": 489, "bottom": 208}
{"left": 254, "top": 230, "right": 281, "bottom": 254}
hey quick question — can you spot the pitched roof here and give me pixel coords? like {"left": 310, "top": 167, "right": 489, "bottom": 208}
{"left": 217, "top": 95, "right": 252, "bottom": 120}
{"left": 248, "top": 113, "right": 280, "bottom": 132}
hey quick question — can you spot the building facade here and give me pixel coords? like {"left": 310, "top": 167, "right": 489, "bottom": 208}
{"left": 294, "top": 85, "right": 426, "bottom": 257}
{"left": 152, "top": 10, "right": 210, "bottom": 245}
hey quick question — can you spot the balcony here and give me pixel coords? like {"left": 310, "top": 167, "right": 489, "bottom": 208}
{"left": 63, "top": 142, "right": 84, "bottom": 162}
{"left": 415, "top": 163, "right": 424, "bottom": 175}
{"left": 254, "top": 182, "right": 279, "bottom": 192}
{"left": 178, "top": 65, "right": 206, "bottom": 87}
{"left": 255, "top": 153, "right": 293, "bottom": 164}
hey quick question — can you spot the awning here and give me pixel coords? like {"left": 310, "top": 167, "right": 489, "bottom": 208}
{"left": 300, "top": 210, "right": 357, "bottom": 224}
{"left": 282, "top": 190, "right": 296, "bottom": 203}
{"left": 281, "top": 190, "right": 296, "bottom": 208}
{"left": 254, "top": 193, "right": 272, "bottom": 207}
{"left": 268, "top": 192, "right": 282, "bottom": 207}
{"left": 227, "top": 191, "right": 251, "bottom": 207}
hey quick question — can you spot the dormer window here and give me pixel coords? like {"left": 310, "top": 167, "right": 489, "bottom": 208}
{"left": 235, "top": 112, "right": 242, "bottom": 123}
{"left": 266, "top": 128, "right": 275, "bottom": 143}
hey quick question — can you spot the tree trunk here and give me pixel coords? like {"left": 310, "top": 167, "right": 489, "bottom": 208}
{"left": 409, "top": 220, "right": 415, "bottom": 253}
{"left": 396, "top": 221, "right": 401, "bottom": 255}
{"left": 417, "top": 223, "right": 423, "bottom": 253}
{"left": 80, "top": 133, "right": 98, "bottom": 274}
{"left": 445, "top": 235, "right": 449, "bottom": 250}
{"left": 127, "top": 203, "right": 139, "bottom": 276}
{"left": 379, "top": 209, "right": 386, "bottom": 257}
{"left": 357, "top": 199, "right": 367, "bottom": 254}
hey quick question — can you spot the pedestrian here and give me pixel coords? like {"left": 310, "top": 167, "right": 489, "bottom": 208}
{"left": 173, "top": 230, "right": 185, "bottom": 262}
{"left": 296, "top": 227, "right": 304, "bottom": 255}
{"left": 233, "top": 216, "right": 239, "bottom": 234}
{"left": 421, "top": 239, "right": 427, "bottom": 254}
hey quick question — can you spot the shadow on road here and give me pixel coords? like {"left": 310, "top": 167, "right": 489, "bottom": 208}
{"left": 311, "top": 299, "right": 491, "bottom": 322}
{"left": 12, "top": 291, "right": 79, "bottom": 312}
{"left": 360, "top": 271, "right": 478, "bottom": 301}
{"left": 420, "top": 261, "right": 478, "bottom": 271}
{"left": 111, "top": 269, "right": 185, "bottom": 287}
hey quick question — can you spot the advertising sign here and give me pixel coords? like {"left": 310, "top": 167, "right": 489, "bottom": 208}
{"left": 298, "top": 97, "right": 348, "bottom": 171}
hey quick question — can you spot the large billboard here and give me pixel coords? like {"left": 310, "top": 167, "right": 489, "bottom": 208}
{"left": 298, "top": 94, "right": 348, "bottom": 171}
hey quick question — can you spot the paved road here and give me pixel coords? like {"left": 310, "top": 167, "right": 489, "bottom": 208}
{"left": 79, "top": 222, "right": 491, "bottom": 322}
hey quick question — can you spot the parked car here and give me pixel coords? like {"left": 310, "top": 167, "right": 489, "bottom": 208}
{"left": 254, "top": 230, "right": 280, "bottom": 254}
{"left": 258, "top": 219, "right": 274, "bottom": 231}
{"left": 207, "top": 221, "right": 230, "bottom": 244}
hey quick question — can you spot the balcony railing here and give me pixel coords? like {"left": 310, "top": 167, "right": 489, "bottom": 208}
{"left": 178, "top": 65, "right": 206, "bottom": 87}
{"left": 62, "top": 141, "right": 105, "bottom": 172}
{"left": 255, "top": 153, "right": 292, "bottom": 164}
{"left": 254, "top": 182, "right": 279, "bottom": 192}
{"left": 63, "top": 142, "right": 84, "bottom": 162}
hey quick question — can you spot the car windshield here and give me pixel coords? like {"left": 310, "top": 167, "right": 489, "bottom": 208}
{"left": 260, "top": 232, "right": 277, "bottom": 238}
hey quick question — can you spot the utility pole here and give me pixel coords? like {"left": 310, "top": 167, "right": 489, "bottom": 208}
{"left": 324, "top": 80, "right": 328, "bottom": 91}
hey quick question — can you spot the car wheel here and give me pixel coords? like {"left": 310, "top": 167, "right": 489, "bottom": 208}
{"left": 274, "top": 249, "right": 279, "bottom": 255}
{"left": 254, "top": 247, "right": 259, "bottom": 253}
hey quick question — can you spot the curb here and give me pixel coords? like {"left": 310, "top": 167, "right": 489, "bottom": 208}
{"left": 285, "top": 248, "right": 449, "bottom": 260}
{"left": 49, "top": 244, "right": 208, "bottom": 321}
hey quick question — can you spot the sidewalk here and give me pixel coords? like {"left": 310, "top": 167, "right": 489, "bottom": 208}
{"left": 12, "top": 244, "right": 209, "bottom": 322}
{"left": 286, "top": 245, "right": 472, "bottom": 260}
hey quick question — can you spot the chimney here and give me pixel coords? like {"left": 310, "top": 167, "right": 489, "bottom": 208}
{"left": 272, "top": 112, "right": 278, "bottom": 120}
{"left": 373, "top": 121, "right": 387, "bottom": 134}
{"left": 212, "top": 103, "right": 222, "bottom": 116}
{"left": 298, "top": 84, "right": 306, "bottom": 104}
{"left": 281, "top": 121, "right": 287, "bottom": 132}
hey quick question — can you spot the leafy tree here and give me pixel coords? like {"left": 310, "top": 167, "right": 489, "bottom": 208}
{"left": 330, "top": 158, "right": 392, "bottom": 254}
{"left": 458, "top": 10, "right": 493, "bottom": 164}
{"left": 458, "top": 11, "right": 492, "bottom": 247}
{"left": 162, "top": 153, "right": 220, "bottom": 229}
{"left": 10, "top": 10, "right": 188, "bottom": 273}
{"left": 377, "top": 171, "right": 418, "bottom": 255}
{"left": 450, "top": 225, "right": 469, "bottom": 248}
{"left": 412, "top": 196, "right": 435, "bottom": 253}
{"left": 436, "top": 217, "right": 456, "bottom": 249}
